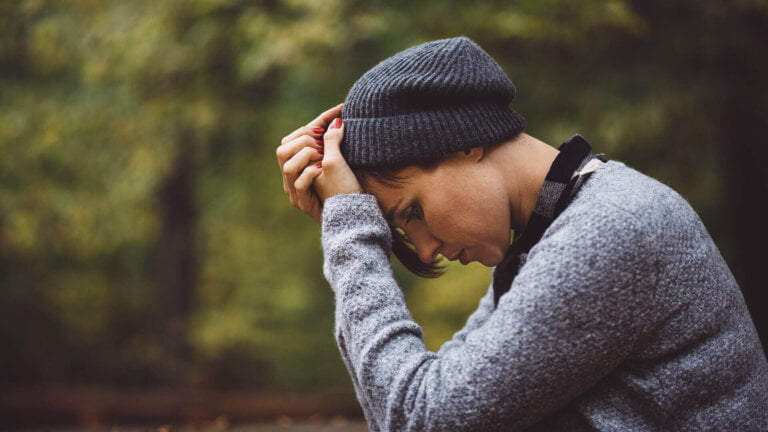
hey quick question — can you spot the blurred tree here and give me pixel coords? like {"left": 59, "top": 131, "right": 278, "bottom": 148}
{"left": 0, "top": 0, "right": 765, "bottom": 396}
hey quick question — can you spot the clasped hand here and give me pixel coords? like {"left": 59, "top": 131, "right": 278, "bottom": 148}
{"left": 276, "top": 103, "right": 364, "bottom": 224}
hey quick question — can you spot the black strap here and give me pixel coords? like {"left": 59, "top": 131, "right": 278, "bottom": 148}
{"left": 492, "top": 135, "right": 606, "bottom": 306}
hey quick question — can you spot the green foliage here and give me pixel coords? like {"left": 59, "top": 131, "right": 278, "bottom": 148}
{"left": 2, "top": 0, "right": 766, "bottom": 390}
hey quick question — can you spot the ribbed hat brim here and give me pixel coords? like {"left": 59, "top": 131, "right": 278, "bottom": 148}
{"left": 342, "top": 102, "right": 525, "bottom": 168}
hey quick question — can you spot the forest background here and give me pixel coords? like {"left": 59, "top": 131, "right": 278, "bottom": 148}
{"left": 1, "top": 0, "right": 766, "bottom": 427}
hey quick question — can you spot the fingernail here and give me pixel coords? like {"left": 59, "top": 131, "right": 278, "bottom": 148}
{"left": 312, "top": 127, "right": 324, "bottom": 134}
{"left": 318, "top": 148, "right": 324, "bottom": 155}
{"left": 315, "top": 139, "right": 324, "bottom": 146}
{"left": 330, "top": 117, "right": 343, "bottom": 129}
{"left": 315, "top": 162, "right": 322, "bottom": 168}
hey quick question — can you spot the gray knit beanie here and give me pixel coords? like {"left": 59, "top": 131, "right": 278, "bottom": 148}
{"left": 341, "top": 36, "right": 526, "bottom": 169}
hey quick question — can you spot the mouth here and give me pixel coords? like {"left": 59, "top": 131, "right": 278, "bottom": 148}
{"left": 459, "top": 249, "right": 470, "bottom": 265}
{"left": 444, "top": 248, "right": 471, "bottom": 265}
{"left": 446, "top": 249, "right": 463, "bottom": 262}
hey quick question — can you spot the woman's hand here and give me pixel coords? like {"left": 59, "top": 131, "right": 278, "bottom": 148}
{"left": 277, "top": 104, "right": 341, "bottom": 224}
{"left": 314, "top": 116, "right": 364, "bottom": 202}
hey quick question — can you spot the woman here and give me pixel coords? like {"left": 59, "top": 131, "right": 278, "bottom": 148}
{"left": 276, "top": 37, "right": 768, "bottom": 431}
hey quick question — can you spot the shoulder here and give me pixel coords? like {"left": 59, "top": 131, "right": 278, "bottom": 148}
{"left": 530, "top": 159, "right": 710, "bottom": 277}
{"left": 559, "top": 160, "right": 703, "bottom": 239}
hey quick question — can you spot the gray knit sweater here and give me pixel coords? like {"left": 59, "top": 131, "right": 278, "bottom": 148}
{"left": 321, "top": 160, "right": 768, "bottom": 431}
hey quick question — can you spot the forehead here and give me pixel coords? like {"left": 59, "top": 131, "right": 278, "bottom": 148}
{"left": 363, "top": 166, "right": 425, "bottom": 220}
{"left": 362, "top": 165, "right": 420, "bottom": 194}
{"left": 363, "top": 175, "right": 410, "bottom": 206}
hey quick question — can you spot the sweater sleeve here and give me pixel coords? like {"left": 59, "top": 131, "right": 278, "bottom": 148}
{"left": 321, "top": 193, "right": 657, "bottom": 432}
{"left": 435, "top": 284, "right": 495, "bottom": 357}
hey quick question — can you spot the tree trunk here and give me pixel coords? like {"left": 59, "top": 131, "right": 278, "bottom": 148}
{"left": 153, "top": 127, "right": 198, "bottom": 382}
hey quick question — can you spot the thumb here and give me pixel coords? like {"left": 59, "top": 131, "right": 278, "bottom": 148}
{"left": 322, "top": 117, "right": 345, "bottom": 166}
{"left": 315, "top": 116, "right": 363, "bottom": 199}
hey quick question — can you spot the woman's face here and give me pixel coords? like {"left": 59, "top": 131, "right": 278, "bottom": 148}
{"left": 363, "top": 149, "right": 513, "bottom": 267}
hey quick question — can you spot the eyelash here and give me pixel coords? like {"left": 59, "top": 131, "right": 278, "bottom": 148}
{"left": 404, "top": 202, "right": 423, "bottom": 224}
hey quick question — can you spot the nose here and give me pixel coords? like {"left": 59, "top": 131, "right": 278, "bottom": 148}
{"left": 407, "top": 227, "right": 442, "bottom": 264}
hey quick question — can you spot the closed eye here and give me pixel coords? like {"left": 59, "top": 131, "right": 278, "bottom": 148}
{"left": 404, "top": 202, "right": 423, "bottom": 224}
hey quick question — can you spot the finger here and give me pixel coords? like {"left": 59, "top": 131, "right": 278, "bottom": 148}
{"left": 321, "top": 117, "right": 345, "bottom": 168}
{"left": 281, "top": 103, "right": 343, "bottom": 145}
{"left": 281, "top": 125, "right": 326, "bottom": 147}
{"left": 283, "top": 146, "right": 324, "bottom": 190}
{"left": 306, "top": 102, "right": 345, "bottom": 129}
{"left": 282, "top": 146, "right": 322, "bottom": 196}
{"left": 278, "top": 135, "right": 322, "bottom": 194}
{"left": 277, "top": 134, "right": 323, "bottom": 165}
{"left": 294, "top": 162, "right": 323, "bottom": 211}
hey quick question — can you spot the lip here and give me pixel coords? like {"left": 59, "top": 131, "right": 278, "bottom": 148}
{"left": 459, "top": 249, "right": 469, "bottom": 265}
{"left": 446, "top": 249, "right": 463, "bottom": 262}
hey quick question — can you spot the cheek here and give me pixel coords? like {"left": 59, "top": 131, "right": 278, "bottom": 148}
{"left": 469, "top": 192, "right": 512, "bottom": 259}
{"left": 475, "top": 206, "right": 512, "bottom": 250}
{"left": 425, "top": 170, "right": 510, "bottom": 243}
{"left": 470, "top": 186, "right": 509, "bottom": 227}
{"left": 440, "top": 189, "right": 510, "bottom": 241}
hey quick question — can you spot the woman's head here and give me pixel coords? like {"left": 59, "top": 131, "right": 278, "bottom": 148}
{"left": 354, "top": 143, "right": 519, "bottom": 278}
{"left": 339, "top": 36, "right": 526, "bottom": 276}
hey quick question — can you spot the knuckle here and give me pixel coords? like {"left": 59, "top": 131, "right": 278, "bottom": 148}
{"left": 294, "top": 178, "right": 305, "bottom": 191}
{"left": 301, "top": 134, "right": 316, "bottom": 146}
{"left": 300, "top": 145, "right": 317, "bottom": 157}
{"left": 323, "top": 128, "right": 340, "bottom": 139}
{"left": 276, "top": 146, "right": 287, "bottom": 161}
{"left": 321, "top": 157, "right": 339, "bottom": 169}
{"left": 282, "top": 162, "right": 293, "bottom": 175}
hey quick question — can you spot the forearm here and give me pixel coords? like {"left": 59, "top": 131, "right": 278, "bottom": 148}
{"left": 322, "top": 194, "right": 431, "bottom": 430}
{"left": 436, "top": 284, "right": 494, "bottom": 357}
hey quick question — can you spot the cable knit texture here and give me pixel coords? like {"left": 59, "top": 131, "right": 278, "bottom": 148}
{"left": 340, "top": 36, "right": 526, "bottom": 168}
{"left": 321, "top": 161, "right": 768, "bottom": 431}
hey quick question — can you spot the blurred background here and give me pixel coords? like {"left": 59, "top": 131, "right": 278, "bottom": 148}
{"left": 1, "top": 0, "right": 766, "bottom": 429}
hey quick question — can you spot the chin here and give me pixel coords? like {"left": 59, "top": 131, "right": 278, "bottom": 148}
{"left": 480, "top": 255, "right": 504, "bottom": 268}
{"left": 468, "top": 246, "right": 506, "bottom": 267}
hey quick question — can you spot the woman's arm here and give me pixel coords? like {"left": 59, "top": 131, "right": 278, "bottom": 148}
{"left": 435, "top": 284, "right": 494, "bottom": 357}
{"left": 322, "top": 193, "right": 657, "bottom": 432}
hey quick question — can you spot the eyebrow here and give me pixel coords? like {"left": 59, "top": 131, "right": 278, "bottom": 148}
{"left": 384, "top": 198, "right": 403, "bottom": 223}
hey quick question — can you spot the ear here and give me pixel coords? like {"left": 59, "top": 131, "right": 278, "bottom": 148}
{"left": 462, "top": 146, "right": 485, "bottom": 163}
